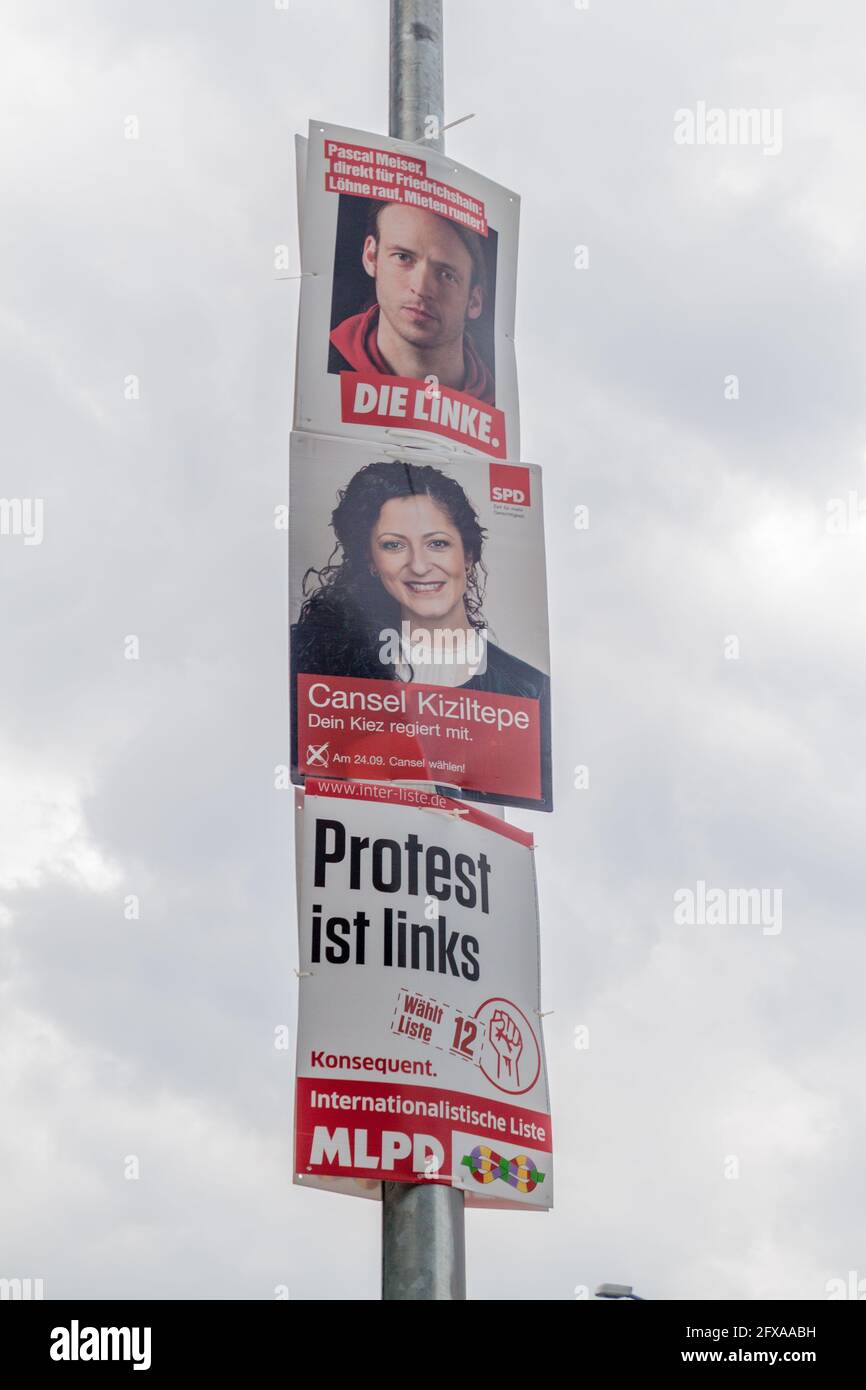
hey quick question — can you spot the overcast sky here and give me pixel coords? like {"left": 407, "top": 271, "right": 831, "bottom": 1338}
{"left": 2, "top": 0, "right": 865, "bottom": 1301}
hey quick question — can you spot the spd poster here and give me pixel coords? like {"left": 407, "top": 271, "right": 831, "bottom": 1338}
{"left": 289, "top": 431, "right": 552, "bottom": 812}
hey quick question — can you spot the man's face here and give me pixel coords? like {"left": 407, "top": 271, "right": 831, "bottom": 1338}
{"left": 362, "top": 204, "right": 483, "bottom": 352}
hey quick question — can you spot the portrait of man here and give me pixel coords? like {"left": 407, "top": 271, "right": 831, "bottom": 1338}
{"left": 328, "top": 199, "right": 497, "bottom": 405}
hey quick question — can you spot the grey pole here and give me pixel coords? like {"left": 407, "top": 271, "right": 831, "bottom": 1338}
{"left": 389, "top": 0, "right": 445, "bottom": 151}
{"left": 382, "top": 0, "right": 467, "bottom": 1302}
{"left": 382, "top": 1179, "right": 466, "bottom": 1301}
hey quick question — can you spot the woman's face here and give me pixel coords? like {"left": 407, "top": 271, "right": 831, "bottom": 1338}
{"left": 370, "top": 494, "right": 470, "bottom": 625}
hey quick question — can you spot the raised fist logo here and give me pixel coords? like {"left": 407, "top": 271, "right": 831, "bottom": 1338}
{"left": 489, "top": 1009, "right": 523, "bottom": 1087}
{"left": 475, "top": 998, "right": 541, "bottom": 1095}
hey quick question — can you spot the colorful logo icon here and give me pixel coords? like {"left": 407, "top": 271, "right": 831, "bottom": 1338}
{"left": 461, "top": 1144, "right": 545, "bottom": 1195}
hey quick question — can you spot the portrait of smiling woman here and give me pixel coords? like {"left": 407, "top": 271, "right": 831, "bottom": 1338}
{"left": 290, "top": 456, "right": 552, "bottom": 809}
{"left": 291, "top": 459, "right": 547, "bottom": 696}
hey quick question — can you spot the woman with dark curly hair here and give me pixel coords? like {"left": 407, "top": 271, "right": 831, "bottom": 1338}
{"left": 291, "top": 459, "right": 551, "bottom": 809}
{"left": 292, "top": 459, "right": 545, "bottom": 694}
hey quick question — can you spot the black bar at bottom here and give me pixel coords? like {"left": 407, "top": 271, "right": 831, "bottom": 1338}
{"left": 2, "top": 1298, "right": 862, "bottom": 1374}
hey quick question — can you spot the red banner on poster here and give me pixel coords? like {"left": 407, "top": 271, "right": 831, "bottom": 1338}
{"left": 296, "top": 672, "right": 542, "bottom": 801}
{"left": 339, "top": 372, "right": 508, "bottom": 458}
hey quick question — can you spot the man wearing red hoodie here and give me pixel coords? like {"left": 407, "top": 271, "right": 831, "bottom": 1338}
{"left": 329, "top": 201, "right": 495, "bottom": 406}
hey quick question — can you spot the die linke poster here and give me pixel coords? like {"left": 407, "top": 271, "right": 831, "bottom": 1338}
{"left": 294, "top": 120, "right": 520, "bottom": 461}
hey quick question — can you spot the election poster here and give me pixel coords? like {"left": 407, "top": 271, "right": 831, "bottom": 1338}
{"left": 293, "top": 779, "right": 553, "bottom": 1209}
{"left": 289, "top": 431, "right": 552, "bottom": 812}
{"left": 294, "top": 119, "right": 520, "bottom": 460}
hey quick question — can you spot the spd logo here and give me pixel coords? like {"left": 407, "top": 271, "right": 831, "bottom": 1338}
{"left": 489, "top": 463, "right": 531, "bottom": 507}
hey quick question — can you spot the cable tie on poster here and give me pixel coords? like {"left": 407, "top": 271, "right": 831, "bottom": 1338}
{"left": 424, "top": 804, "right": 470, "bottom": 822}
{"left": 441, "top": 113, "right": 476, "bottom": 133}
